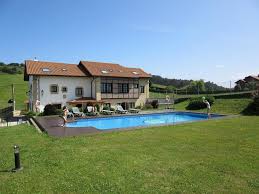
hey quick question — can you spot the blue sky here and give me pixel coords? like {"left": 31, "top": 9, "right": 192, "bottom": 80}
{"left": 0, "top": 0, "right": 259, "bottom": 86}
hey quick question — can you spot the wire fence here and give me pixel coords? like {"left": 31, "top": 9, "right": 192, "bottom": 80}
{"left": 0, "top": 83, "right": 28, "bottom": 110}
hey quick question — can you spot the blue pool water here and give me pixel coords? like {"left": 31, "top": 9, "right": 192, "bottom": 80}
{"left": 66, "top": 112, "right": 223, "bottom": 130}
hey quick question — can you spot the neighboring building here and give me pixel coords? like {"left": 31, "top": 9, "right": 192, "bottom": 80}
{"left": 235, "top": 75, "right": 259, "bottom": 91}
{"left": 24, "top": 60, "right": 151, "bottom": 111}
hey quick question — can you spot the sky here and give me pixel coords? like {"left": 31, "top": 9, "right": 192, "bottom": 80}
{"left": 0, "top": 0, "right": 259, "bottom": 87}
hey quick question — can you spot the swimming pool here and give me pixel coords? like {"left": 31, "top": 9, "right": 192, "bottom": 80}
{"left": 66, "top": 112, "right": 223, "bottom": 130}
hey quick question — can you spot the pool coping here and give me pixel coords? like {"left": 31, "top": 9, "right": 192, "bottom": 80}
{"left": 33, "top": 111, "right": 236, "bottom": 137}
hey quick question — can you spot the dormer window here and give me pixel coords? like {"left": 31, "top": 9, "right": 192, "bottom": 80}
{"left": 101, "top": 70, "right": 109, "bottom": 74}
{"left": 132, "top": 71, "right": 139, "bottom": 75}
{"left": 42, "top": 68, "right": 50, "bottom": 72}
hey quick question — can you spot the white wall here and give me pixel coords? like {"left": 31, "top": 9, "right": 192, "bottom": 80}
{"left": 37, "top": 76, "right": 93, "bottom": 108}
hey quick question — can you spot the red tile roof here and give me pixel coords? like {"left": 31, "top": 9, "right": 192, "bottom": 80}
{"left": 25, "top": 60, "right": 86, "bottom": 77}
{"left": 80, "top": 61, "right": 151, "bottom": 78}
{"left": 25, "top": 60, "right": 151, "bottom": 79}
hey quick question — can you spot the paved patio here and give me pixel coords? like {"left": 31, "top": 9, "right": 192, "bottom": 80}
{"left": 34, "top": 116, "right": 100, "bottom": 137}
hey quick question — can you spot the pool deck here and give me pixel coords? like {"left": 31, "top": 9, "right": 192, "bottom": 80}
{"left": 33, "top": 110, "right": 230, "bottom": 137}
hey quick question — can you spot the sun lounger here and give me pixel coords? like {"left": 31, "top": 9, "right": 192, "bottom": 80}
{"left": 72, "top": 107, "right": 85, "bottom": 117}
{"left": 67, "top": 111, "right": 74, "bottom": 118}
{"left": 101, "top": 109, "right": 115, "bottom": 115}
{"left": 116, "top": 105, "right": 128, "bottom": 114}
{"left": 129, "top": 108, "right": 140, "bottom": 113}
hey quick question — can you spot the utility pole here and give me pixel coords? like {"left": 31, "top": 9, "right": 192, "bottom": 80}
{"left": 230, "top": 81, "right": 232, "bottom": 91}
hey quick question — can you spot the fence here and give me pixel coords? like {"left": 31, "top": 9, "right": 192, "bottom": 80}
{"left": 0, "top": 106, "right": 13, "bottom": 118}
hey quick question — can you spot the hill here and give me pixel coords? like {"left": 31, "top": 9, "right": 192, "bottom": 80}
{"left": 150, "top": 75, "right": 227, "bottom": 93}
{"left": 0, "top": 74, "right": 27, "bottom": 110}
{"left": 0, "top": 62, "right": 24, "bottom": 74}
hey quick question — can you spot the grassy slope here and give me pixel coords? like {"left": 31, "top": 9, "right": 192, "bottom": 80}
{"left": 150, "top": 91, "right": 253, "bottom": 99}
{"left": 0, "top": 74, "right": 27, "bottom": 110}
{"left": 0, "top": 117, "right": 259, "bottom": 193}
{"left": 171, "top": 98, "right": 253, "bottom": 115}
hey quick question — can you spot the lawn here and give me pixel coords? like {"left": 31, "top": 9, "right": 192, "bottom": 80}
{"left": 172, "top": 98, "right": 253, "bottom": 115}
{"left": 150, "top": 91, "right": 254, "bottom": 99}
{"left": 0, "top": 74, "right": 27, "bottom": 110}
{"left": 0, "top": 116, "right": 259, "bottom": 193}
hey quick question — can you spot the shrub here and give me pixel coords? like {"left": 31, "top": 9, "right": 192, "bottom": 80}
{"left": 151, "top": 100, "right": 159, "bottom": 109}
{"left": 143, "top": 103, "right": 153, "bottom": 110}
{"left": 43, "top": 104, "right": 59, "bottom": 116}
{"left": 26, "top": 111, "right": 37, "bottom": 117}
{"left": 186, "top": 96, "right": 215, "bottom": 110}
{"left": 110, "top": 107, "right": 115, "bottom": 111}
{"left": 102, "top": 106, "right": 109, "bottom": 110}
{"left": 242, "top": 95, "right": 259, "bottom": 115}
{"left": 135, "top": 105, "right": 142, "bottom": 110}
{"left": 95, "top": 104, "right": 100, "bottom": 112}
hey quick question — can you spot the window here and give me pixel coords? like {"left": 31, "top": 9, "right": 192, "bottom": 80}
{"left": 129, "top": 102, "right": 135, "bottom": 109}
{"left": 61, "top": 87, "right": 67, "bottom": 93}
{"left": 118, "top": 83, "right": 129, "bottom": 93}
{"left": 134, "top": 84, "right": 139, "bottom": 89}
{"left": 132, "top": 71, "right": 139, "bottom": 75}
{"left": 140, "top": 86, "right": 145, "bottom": 93}
{"left": 101, "top": 83, "right": 113, "bottom": 93}
{"left": 75, "top": 87, "right": 83, "bottom": 97}
{"left": 50, "top": 84, "right": 58, "bottom": 94}
{"left": 42, "top": 68, "right": 50, "bottom": 72}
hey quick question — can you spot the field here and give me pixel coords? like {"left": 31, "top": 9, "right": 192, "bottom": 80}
{"left": 171, "top": 98, "right": 253, "bottom": 115}
{"left": 0, "top": 74, "right": 27, "bottom": 110}
{"left": 0, "top": 116, "right": 258, "bottom": 193}
{"left": 0, "top": 74, "right": 258, "bottom": 193}
{"left": 150, "top": 90, "right": 254, "bottom": 99}
{"left": 0, "top": 96, "right": 259, "bottom": 193}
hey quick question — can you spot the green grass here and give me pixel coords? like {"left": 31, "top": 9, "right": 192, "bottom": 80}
{"left": 171, "top": 98, "right": 253, "bottom": 115}
{"left": 0, "top": 116, "right": 259, "bottom": 193}
{"left": 0, "top": 74, "right": 27, "bottom": 110}
{"left": 151, "top": 83, "right": 167, "bottom": 89}
{"left": 150, "top": 91, "right": 254, "bottom": 99}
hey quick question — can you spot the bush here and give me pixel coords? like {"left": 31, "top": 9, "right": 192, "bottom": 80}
{"left": 151, "top": 100, "right": 159, "bottom": 109}
{"left": 95, "top": 104, "right": 100, "bottom": 112}
{"left": 43, "top": 104, "right": 61, "bottom": 116}
{"left": 102, "top": 106, "right": 109, "bottom": 110}
{"left": 186, "top": 96, "right": 215, "bottom": 110}
{"left": 26, "top": 111, "right": 37, "bottom": 117}
{"left": 143, "top": 103, "right": 153, "bottom": 110}
{"left": 242, "top": 95, "right": 259, "bottom": 115}
{"left": 110, "top": 107, "right": 115, "bottom": 111}
{"left": 135, "top": 105, "right": 142, "bottom": 110}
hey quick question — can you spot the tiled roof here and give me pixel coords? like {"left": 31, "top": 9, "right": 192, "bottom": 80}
{"left": 25, "top": 60, "right": 86, "bottom": 77}
{"left": 80, "top": 61, "right": 152, "bottom": 78}
{"left": 244, "top": 75, "right": 259, "bottom": 81}
{"left": 25, "top": 60, "right": 151, "bottom": 79}
{"left": 250, "top": 76, "right": 259, "bottom": 81}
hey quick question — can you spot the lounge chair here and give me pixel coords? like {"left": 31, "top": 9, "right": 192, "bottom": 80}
{"left": 67, "top": 110, "right": 74, "bottom": 118}
{"left": 116, "top": 105, "right": 128, "bottom": 114}
{"left": 72, "top": 107, "right": 85, "bottom": 117}
{"left": 101, "top": 109, "right": 115, "bottom": 115}
{"left": 129, "top": 108, "right": 140, "bottom": 113}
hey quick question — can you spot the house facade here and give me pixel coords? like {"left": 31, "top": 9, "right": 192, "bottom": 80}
{"left": 24, "top": 60, "right": 151, "bottom": 111}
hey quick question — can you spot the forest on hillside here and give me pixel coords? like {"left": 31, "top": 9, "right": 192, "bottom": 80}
{"left": 150, "top": 75, "right": 227, "bottom": 93}
{"left": 0, "top": 62, "right": 24, "bottom": 74}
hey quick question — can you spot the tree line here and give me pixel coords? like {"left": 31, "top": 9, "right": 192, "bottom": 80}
{"left": 0, "top": 62, "right": 24, "bottom": 74}
{"left": 150, "top": 75, "right": 227, "bottom": 94}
